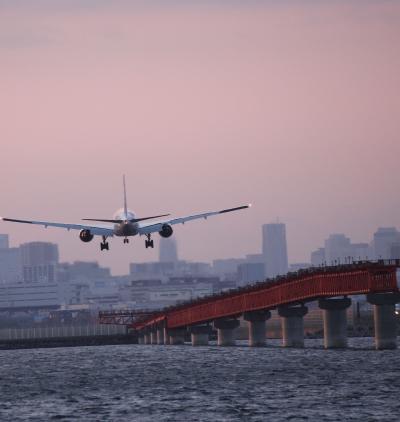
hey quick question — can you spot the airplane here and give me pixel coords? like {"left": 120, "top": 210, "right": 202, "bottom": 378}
{"left": 1, "top": 176, "right": 251, "bottom": 251}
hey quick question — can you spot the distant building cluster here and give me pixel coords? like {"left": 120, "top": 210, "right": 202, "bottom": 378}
{"left": 310, "top": 227, "right": 400, "bottom": 266}
{"left": 0, "top": 235, "right": 236, "bottom": 314}
{"left": 0, "top": 222, "right": 399, "bottom": 321}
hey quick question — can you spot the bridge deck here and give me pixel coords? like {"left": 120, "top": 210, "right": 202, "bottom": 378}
{"left": 100, "top": 261, "right": 400, "bottom": 331}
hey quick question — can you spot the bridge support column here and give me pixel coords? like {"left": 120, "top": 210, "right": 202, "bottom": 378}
{"left": 213, "top": 319, "right": 240, "bottom": 346}
{"left": 138, "top": 335, "right": 145, "bottom": 345}
{"left": 163, "top": 327, "right": 170, "bottom": 345}
{"left": 169, "top": 329, "right": 186, "bottom": 345}
{"left": 367, "top": 293, "right": 400, "bottom": 350}
{"left": 150, "top": 330, "right": 157, "bottom": 345}
{"left": 243, "top": 311, "right": 271, "bottom": 347}
{"left": 157, "top": 327, "right": 165, "bottom": 345}
{"left": 278, "top": 306, "right": 308, "bottom": 348}
{"left": 144, "top": 332, "right": 151, "bottom": 345}
{"left": 189, "top": 325, "right": 212, "bottom": 346}
{"left": 319, "top": 298, "right": 351, "bottom": 349}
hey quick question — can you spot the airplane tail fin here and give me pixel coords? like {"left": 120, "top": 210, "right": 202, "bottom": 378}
{"left": 123, "top": 174, "right": 128, "bottom": 216}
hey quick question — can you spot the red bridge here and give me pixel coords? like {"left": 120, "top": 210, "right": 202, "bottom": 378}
{"left": 99, "top": 261, "right": 400, "bottom": 350}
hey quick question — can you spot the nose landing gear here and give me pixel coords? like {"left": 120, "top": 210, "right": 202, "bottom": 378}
{"left": 123, "top": 238, "right": 129, "bottom": 244}
{"left": 145, "top": 234, "right": 154, "bottom": 249}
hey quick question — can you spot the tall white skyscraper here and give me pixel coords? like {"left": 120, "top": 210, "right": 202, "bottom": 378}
{"left": 159, "top": 237, "right": 178, "bottom": 263}
{"left": 262, "top": 223, "right": 288, "bottom": 278}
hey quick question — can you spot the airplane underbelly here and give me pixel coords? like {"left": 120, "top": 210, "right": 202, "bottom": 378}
{"left": 114, "top": 223, "right": 138, "bottom": 237}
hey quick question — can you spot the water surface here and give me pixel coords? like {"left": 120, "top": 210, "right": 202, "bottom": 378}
{"left": 0, "top": 338, "right": 398, "bottom": 421}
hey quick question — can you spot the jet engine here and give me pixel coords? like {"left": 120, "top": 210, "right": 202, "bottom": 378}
{"left": 79, "top": 229, "right": 94, "bottom": 243}
{"left": 159, "top": 224, "right": 173, "bottom": 238}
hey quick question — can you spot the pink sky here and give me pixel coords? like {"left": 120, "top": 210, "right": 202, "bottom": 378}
{"left": 1, "top": 1, "right": 399, "bottom": 274}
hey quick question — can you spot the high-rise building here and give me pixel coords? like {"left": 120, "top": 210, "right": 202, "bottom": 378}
{"left": 351, "top": 243, "right": 371, "bottom": 261}
{"left": 324, "top": 234, "right": 352, "bottom": 264}
{"left": 390, "top": 243, "right": 400, "bottom": 259}
{"left": 159, "top": 237, "right": 178, "bottom": 263}
{"left": 245, "top": 254, "right": 266, "bottom": 277}
{"left": 311, "top": 248, "right": 326, "bottom": 266}
{"left": 213, "top": 258, "right": 246, "bottom": 276}
{"left": 237, "top": 263, "right": 265, "bottom": 286}
{"left": 262, "top": 223, "right": 288, "bottom": 278}
{"left": 0, "top": 234, "right": 9, "bottom": 249}
{"left": 0, "top": 282, "right": 61, "bottom": 310}
{"left": 0, "top": 247, "right": 22, "bottom": 284}
{"left": 20, "top": 242, "right": 59, "bottom": 283}
{"left": 373, "top": 227, "right": 400, "bottom": 259}
{"left": 58, "top": 261, "right": 111, "bottom": 282}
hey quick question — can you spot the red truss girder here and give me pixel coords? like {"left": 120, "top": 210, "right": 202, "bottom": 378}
{"left": 131, "top": 263, "right": 399, "bottom": 331}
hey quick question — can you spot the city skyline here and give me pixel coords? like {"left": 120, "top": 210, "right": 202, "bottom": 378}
{"left": 3, "top": 208, "right": 400, "bottom": 275}
{"left": 2, "top": 220, "right": 400, "bottom": 278}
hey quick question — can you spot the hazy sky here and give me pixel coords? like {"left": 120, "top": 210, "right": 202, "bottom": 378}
{"left": 1, "top": 0, "right": 399, "bottom": 274}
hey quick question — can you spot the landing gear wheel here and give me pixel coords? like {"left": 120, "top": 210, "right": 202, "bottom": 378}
{"left": 100, "top": 236, "right": 109, "bottom": 251}
{"left": 123, "top": 238, "right": 129, "bottom": 244}
{"left": 145, "top": 235, "right": 154, "bottom": 249}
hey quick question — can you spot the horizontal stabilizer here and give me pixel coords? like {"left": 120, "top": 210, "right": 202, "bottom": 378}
{"left": 82, "top": 214, "right": 170, "bottom": 224}
{"left": 130, "top": 214, "right": 170, "bottom": 223}
{"left": 82, "top": 219, "right": 123, "bottom": 224}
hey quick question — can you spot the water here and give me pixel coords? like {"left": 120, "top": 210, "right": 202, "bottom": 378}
{"left": 0, "top": 338, "right": 399, "bottom": 421}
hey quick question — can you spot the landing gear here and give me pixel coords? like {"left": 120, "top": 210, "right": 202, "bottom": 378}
{"left": 100, "top": 236, "right": 109, "bottom": 251}
{"left": 145, "top": 234, "right": 154, "bottom": 249}
{"left": 123, "top": 238, "right": 129, "bottom": 244}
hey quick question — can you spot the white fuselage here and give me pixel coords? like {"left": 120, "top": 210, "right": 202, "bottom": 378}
{"left": 113, "top": 209, "right": 139, "bottom": 237}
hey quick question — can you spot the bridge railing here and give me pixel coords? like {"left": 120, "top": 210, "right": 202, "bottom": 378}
{"left": 0, "top": 324, "right": 126, "bottom": 341}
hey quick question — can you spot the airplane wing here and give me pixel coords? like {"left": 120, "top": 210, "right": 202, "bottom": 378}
{"left": 138, "top": 205, "right": 250, "bottom": 235}
{"left": 1, "top": 217, "right": 114, "bottom": 236}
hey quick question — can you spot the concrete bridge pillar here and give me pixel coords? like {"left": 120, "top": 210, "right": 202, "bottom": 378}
{"left": 213, "top": 319, "right": 240, "bottom": 346}
{"left": 157, "top": 327, "right": 165, "bottom": 345}
{"left": 243, "top": 310, "right": 271, "bottom": 347}
{"left": 144, "top": 332, "right": 151, "bottom": 345}
{"left": 169, "top": 328, "right": 186, "bottom": 345}
{"left": 278, "top": 306, "right": 308, "bottom": 348}
{"left": 138, "top": 335, "right": 145, "bottom": 345}
{"left": 150, "top": 330, "right": 157, "bottom": 345}
{"left": 319, "top": 298, "right": 351, "bottom": 349}
{"left": 367, "top": 293, "right": 400, "bottom": 350}
{"left": 163, "top": 327, "right": 170, "bottom": 345}
{"left": 189, "top": 325, "right": 212, "bottom": 346}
